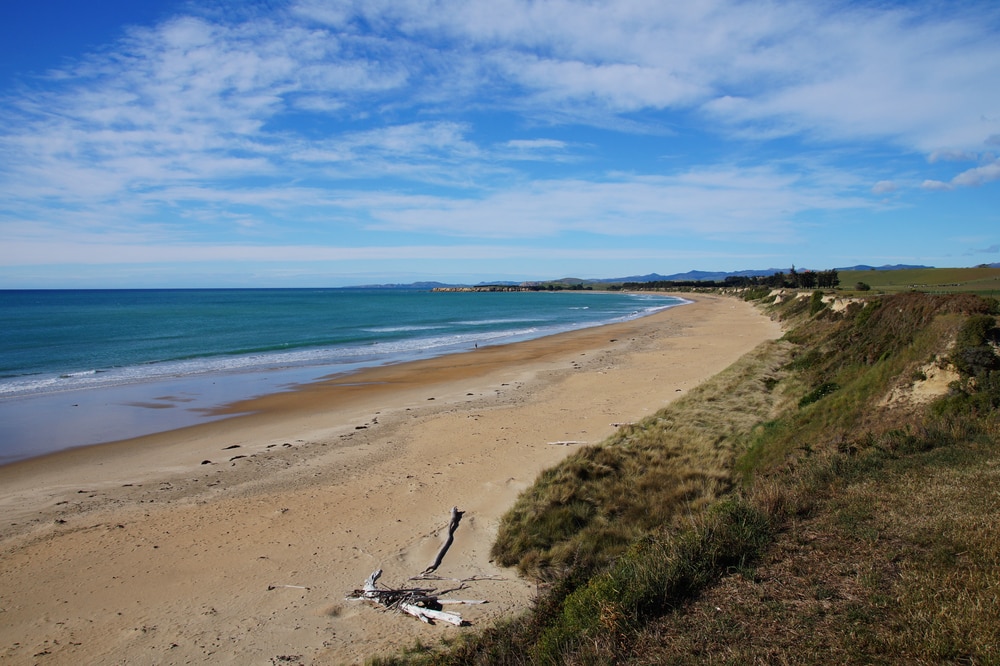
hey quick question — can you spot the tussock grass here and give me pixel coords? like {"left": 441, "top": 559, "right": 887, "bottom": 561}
{"left": 528, "top": 497, "right": 774, "bottom": 664}
{"left": 491, "top": 338, "right": 793, "bottom": 580}
{"left": 630, "top": 411, "right": 1000, "bottom": 665}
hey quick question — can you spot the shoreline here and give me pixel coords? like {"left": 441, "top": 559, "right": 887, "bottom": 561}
{"left": 0, "top": 293, "right": 687, "bottom": 465}
{"left": 0, "top": 294, "right": 781, "bottom": 664}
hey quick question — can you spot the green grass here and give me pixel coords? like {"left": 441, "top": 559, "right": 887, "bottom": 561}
{"left": 840, "top": 266, "right": 1000, "bottom": 296}
{"left": 528, "top": 497, "right": 774, "bottom": 664}
{"left": 490, "top": 337, "right": 793, "bottom": 581}
{"left": 631, "top": 413, "right": 1000, "bottom": 665}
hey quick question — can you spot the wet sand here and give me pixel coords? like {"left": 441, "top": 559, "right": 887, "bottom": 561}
{"left": 0, "top": 294, "right": 781, "bottom": 665}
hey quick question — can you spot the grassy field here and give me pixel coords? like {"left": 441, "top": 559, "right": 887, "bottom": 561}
{"left": 840, "top": 266, "right": 1000, "bottom": 296}
{"left": 370, "top": 289, "right": 1000, "bottom": 665}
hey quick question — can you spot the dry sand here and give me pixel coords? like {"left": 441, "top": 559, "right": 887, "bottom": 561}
{"left": 0, "top": 294, "right": 781, "bottom": 665}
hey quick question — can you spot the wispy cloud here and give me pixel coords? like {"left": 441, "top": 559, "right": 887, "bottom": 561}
{"left": 929, "top": 150, "right": 980, "bottom": 163}
{"left": 951, "top": 160, "right": 1000, "bottom": 187}
{"left": 920, "top": 156, "right": 1000, "bottom": 190}
{"left": 296, "top": 1, "right": 1000, "bottom": 151}
{"left": 921, "top": 180, "right": 953, "bottom": 191}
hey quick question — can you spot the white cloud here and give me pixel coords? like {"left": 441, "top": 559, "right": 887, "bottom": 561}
{"left": 872, "top": 180, "right": 897, "bottom": 194}
{"left": 921, "top": 180, "right": 953, "bottom": 191}
{"left": 293, "top": 1, "right": 1000, "bottom": 154}
{"left": 917, "top": 157, "right": 1000, "bottom": 190}
{"left": 353, "top": 165, "right": 872, "bottom": 240}
{"left": 504, "top": 139, "right": 565, "bottom": 150}
{"left": 0, "top": 235, "right": 744, "bottom": 268}
{"left": 5, "top": 1, "right": 998, "bottom": 198}
{"left": 929, "top": 149, "right": 979, "bottom": 163}
{"left": 500, "top": 56, "right": 705, "bottom": 112}
{"left": 289, "top": 122, "right": 478, "bottom": 163}
{"left": 495, "top": 138, "right": 575, "bottom": 162}
{"left": 951, "top": 160, "right": 1000, "bottom": 187}
{"left": 0, "top": 158, "right": 876, "bottom": 256}
{"left": 290, "top": 95, "right": 345, "bottom": 112}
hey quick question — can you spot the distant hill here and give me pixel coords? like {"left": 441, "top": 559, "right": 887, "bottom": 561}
{"left": 606, "top": 265, "right": 935, "bottom": 284}
{"left": 350, "top": 264, "right": 939, "bottom": 289}
{"left": 601, "top": 268, "right": 787, "bottom": 283}
{"left": 835, "top": 264, "right": 933, "bottom": 271}
{"left": 345, "top": 281, "right": 453, "bottom": 289}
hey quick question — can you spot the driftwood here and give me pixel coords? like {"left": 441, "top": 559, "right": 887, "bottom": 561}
{"left": 347, "top": 507, "right": 488, "bottom": 626}
{"left": 348, "top": 569, "right": 467, "bottom": 626}
{"left": 422, "top": 506, "right": 463, "bottom": 575}
{"left": 548, "top": 440, "right": 586, "bottom": 446}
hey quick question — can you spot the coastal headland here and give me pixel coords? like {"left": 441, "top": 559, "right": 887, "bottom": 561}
{"left": 0, "top": 294, "right": 781, "bottom": 664}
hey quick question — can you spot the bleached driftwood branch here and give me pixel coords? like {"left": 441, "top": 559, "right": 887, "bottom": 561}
{"left": 348, "top": 569, "right": 467, "bottom": 626}
{"left": 346, "top": 507, "right": 493, "bottom": 626}
{"left": 399, "top": 602, "right": 465, "bottom": 626}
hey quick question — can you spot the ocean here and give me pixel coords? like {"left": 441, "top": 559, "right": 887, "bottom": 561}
{"left": 0, "top": 288, "right": 685, "bottom": 463}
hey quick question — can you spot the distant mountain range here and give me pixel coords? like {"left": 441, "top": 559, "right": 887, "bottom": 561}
{"left": 601, "top": 269, "right": 785, "bottom": 283}
{"left": 834, "top": 264, "right": 934, "bottom": 272}
{"left": 603, "top": 265, "right": 933, "bottom": 284}
{"left": 350, "top": 264, "right": 937, "bottom": 289}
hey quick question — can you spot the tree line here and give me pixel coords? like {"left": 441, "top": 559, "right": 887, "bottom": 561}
{"left": 616, "top": 267, "right": 840, "bottom": 291}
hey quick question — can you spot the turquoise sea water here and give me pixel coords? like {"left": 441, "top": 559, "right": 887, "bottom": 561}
{"left": 0, "top": 289, "right": 685, "bottom": 463}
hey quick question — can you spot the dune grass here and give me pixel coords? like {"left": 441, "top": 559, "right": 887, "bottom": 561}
{"left": 490, "top": 337, "right": 793, "bottom": 582}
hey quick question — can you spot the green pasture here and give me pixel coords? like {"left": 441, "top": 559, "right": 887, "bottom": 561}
{"left": 840, "top": 266, "right": 1000, "bottom": 296}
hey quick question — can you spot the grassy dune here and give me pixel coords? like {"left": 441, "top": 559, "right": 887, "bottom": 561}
{"left": 372, "top": 289, "right": 1000, "bottom": 665}
{"left": 490, "top": 337, "right": 794, "bottom": 582}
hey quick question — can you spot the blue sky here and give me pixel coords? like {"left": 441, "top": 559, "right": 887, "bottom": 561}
{"left": 1, "top": 0, "right": 998, "bottom": 288}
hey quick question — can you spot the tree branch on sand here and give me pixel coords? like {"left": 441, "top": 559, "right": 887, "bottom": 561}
{"left": 422, "top": 506, "right": 462, "bottom": 575}
{"left": 348, "top": 569, "right": 469, "bottom": 626}
{"left": 346, "top": 507, "right": 488, "bottom": 626}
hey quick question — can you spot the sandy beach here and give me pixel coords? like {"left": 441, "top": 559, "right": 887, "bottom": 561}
{"left": 0, "top": 294, "right": 780, "bottom": 665}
